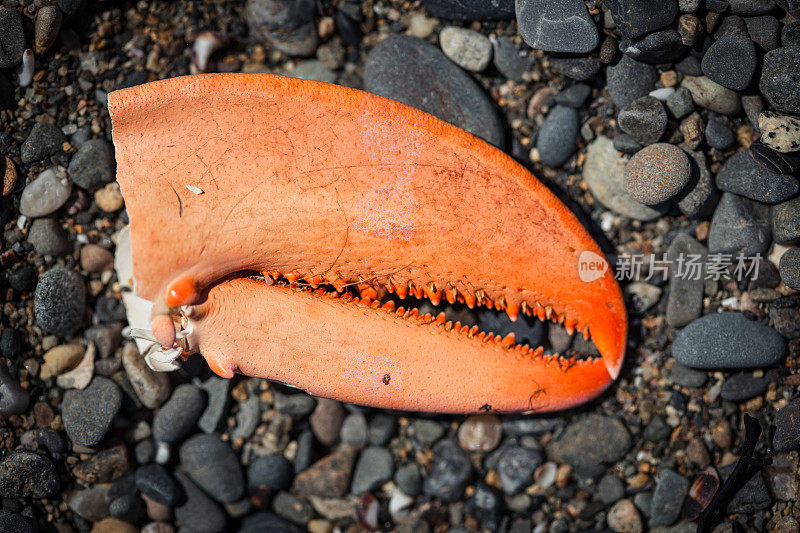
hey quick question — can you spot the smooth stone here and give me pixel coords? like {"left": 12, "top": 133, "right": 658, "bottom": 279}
{"left": 549, "top": 55, "right": 601, "bottom": 80}
{"left": 21, "top": 122, "right": 65, "bottom": 164}
{"left": 73, "top": 445, "right": 129, "bottom": 484}
{"left": 759, "top": 46, "right": 800, "bottom": 114}
{"left": 439, "top": 26, "right": 492, "bottom": 72}
{"left": 273, "top": 491, "right": 313, "bottom": 525}
{"left": 743, "top": 94, "right": 765, "bottom": 128}
{"left": 672, "top": 312, "right": 786, "bottom": 369}
{"left": 536, "top": 105, "right": 579, "bottom": 167}
{"left": 458, "top": 414, "right": 502, "bottom": 452}
{"left": 34, "top": 266, "right": 86, "bottom": 337}
{"left": 783, "top": 21, "right": 800, "bottom": 45}
{"left": 368, "top": 413, "right": 397, "bottom": 445}
{"left": 758, "top": 111, "right": 800, "bottom": 153}
{"left": 61, "top": 376, "right": 122, "bottom": 447}
{"left": 606, "top": 55, "right": 657, "bottom": 109}
{"left": 676, "top": 55, "right": 703, "bottom": 76}
{"left": 40, "top": 344, "right": 84, "bottom": 380}
{"left": 394, "top": 464, "right": 423, "bottom": 496}
{"left": 121, "top": 342, "right": 170, "bottom": 410}
{"left": 624, "top": 143, "right": 691, "bottom": 204}
{"left": 605, "top": 0, "right": 677, "bottom": 39}
{"left": 174, "top": 472, "right": 228, "bottom": 532}
{"left": 750, "top": 141, "right": 800, "bottom": 174}
{"left": 676, "top": 146, "right": 719, "bottom": 218}
{"left": 27, "top": 217, "right": 71, "bottom": 256}
{"left": 619, "top": 30, "right": 685, "bottom": 63}
{"left": 180, "top": 433, "right": 245, "bottom": 502}
{"left": 771, "top": 197, "right": 800, "bottom": 243}
{"left": 364, "top": 35, "right": 504, "bottom": 147}
{"left": 274, "top": 391, "right": 316, "bottom": 417}
{"left": 0, "top": 364, "right": 29, "bottom": 417}
{"left": 716, "top": 150, "right": 799, "bottom": 203}
{"left": 239, "top": 511, "right": 305, "bottom": 533}
{"left": 423, "top": 439, "right": 472, "bottom": 501}
{"left": 701, "top": 34, "right": 758, "bottom": 90}
{"left": 19, "top": 167, "right": 72, "bottom": 217}
{"left": 643, "top": 416, "right": 670, "bottom": 442}
{"left": 152, "top": 383, "right": 205, "bottom": 443}
{"left": 68, "top": 484, "right": 111, "bottom": 521}
{"left": 232, "top": 393, "right": 260, "bottom": 441}
{"left": 682, "top": 76, "right": 741, "bottom": 115}
{"left": 292, "top": 446, "right": 358, "bottom": 497}
{"left": 516, "top": 0, "right": 598, "bottom": 53}
{"left": 729, "top": 0, "right": 776, "bottom": 14}
{"left": 0, "top": 8, "right": 25, "bottom": 68}
{"left": 0, "top": 511, "right": 36, "bottom": 533}
{"left": 309, "top": 398, "right": 345, "bottom": 446}
{"left": 598, "top": 474, "right": 626, "bottom": 504}
{"left": 351, "top": 446, "right": 394, "bottom": 493}
{"left": 720, "top": 371, "right": 770, "bottom": 401}
{"left": 408, "top": 418, "right": 446, "bottom": 445}
{"left": 708, "top": 192, "right": 772, "bottom": 255}
{"left": 546, "top": 415, "right": 631, "bottom": 477}
{"left": 666, "top": 234, "right": 707, "bottom": 327}
{"left": 583, "top": 137, "right": 665, "bottom": 220}
{"left": 554, "top": 84, "right": 591, "bottom": 108}
{"left": 340, "top": 412, "right": 368, "bottom": 448}
{"left": 197, "top": 376, "right": 231, "bottom": 433}
{"left": 608, "top": 499, "right": 643, "bottom": 532}
{"left": 492, "top": 36, "right": 535, "bottom": 82}
{"left": 281, "top": 60, "right": 336, "bottom": 84}
{"left": 649, "top": 469, "right": 690, "bottom": 526}
{"left": 624, "top": 281, "right": 662, "bottom": 313}
{"left": 421, "top": 0, "right": 515, "bottom": 20}
{"left": 779, "top": 248, "right": 800, "bottom": 290}
{"left": 248, "top": 454, "right": 294, "bottom": 492}
{"left": 721, "top": 465, "right": 772, "bottom": 513}
{"left": 613, "top": 134, "right": 643, "bottom": 154}
{"left": 705, "top": 117, "right": 735, "bottom": 150}
{"left": 245, "top": 0, "right": 317, "bottom": 57}
{"left": 618, "top": 96, "right": 667, "bottom": 145}
{"left": 665, "top": 87, "right": 695, "bottom": 119}
{"left": 0, "top": 450, "right": 59, "bottom": 498}
{"left": 496, "top": 444, "right": 541, "bottom": 495}
{"left": 80, "top": 244, "right": 115, "bottom": 273}
{"left": 667, "top": 361, "right": 707, "bottom": 387}
{"left": 135, "top": 463, "right": 183, "bottom": 506}
{"left": 68, "top": 139, "right": 115, "bottom": 191}
{"left": 773, "top": 398, "right": 800, "bottom": 451}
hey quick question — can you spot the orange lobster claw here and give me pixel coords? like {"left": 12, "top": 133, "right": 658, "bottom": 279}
{"left": 109, "top": 74, "right": 626, "bottom": 414}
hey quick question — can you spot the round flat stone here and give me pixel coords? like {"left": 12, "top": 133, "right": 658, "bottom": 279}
{"left": 0, "top": 8, "right": 25, "bottom": 69}
{"left": 649, "top": 469, "right": 690, "bottom": 526}
{"left": 19, "top": 167, "right": 72, "bottom": 218}
{"left": 758, "top": 111, "right": 800, "bottom": 153}
{"left": 701, "top": 34, "right": 757, "bottom": 91}
{"left": 771, "top": 197, "right": 800, "bottom": 243}
{"left": 423, "top": 439, "right": 472, "bottom": 501}
{"left": 364, "top": 34, "right": 504, "bottom": 147}
{"left": 21, "top": 122, "right": 65, "bottom": 164}
{"left": 617, "top": 96, "right": 668, "bottom": 145}
{"left": 624, "top": 143, "right": 691, "bottom": 204}
{"left": 152, "top": 384, "right": 205, "bottom": 443}
{"left": 0, "top": 450, "right": 59, "bottom": 498}
{"left": 438, "top": 26, "right": 492, "bottom": 72}
{"left": 179, "top": 433, "right": 244, "bottom": 503}
{"left": 68, "top": 139, "right": 115, "bottom": 191}
{"left": 546, "top": 415, "right": 631, "bottom": 477}
{"left": 779, "top": 248, "right": 800, "bottom": 290}
{"left": 672, "top": 312, "right": 786, "bottom": 369}
{"left": 516, "top": 0, "right": 598, "bottom": 53}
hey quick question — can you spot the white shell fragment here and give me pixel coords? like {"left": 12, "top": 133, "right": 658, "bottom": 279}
{"left": 186, "top": 184, "right": 204, "bottom": 194}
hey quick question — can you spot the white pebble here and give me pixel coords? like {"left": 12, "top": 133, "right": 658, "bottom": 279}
{"left": 649, "top": 87, "right": 675, "bottom": 101}
{"left": 155, "top": 441, "right": 170, "bottom": 464}
{"left": 19, "top": 167, "right": 72, "bottom": 217}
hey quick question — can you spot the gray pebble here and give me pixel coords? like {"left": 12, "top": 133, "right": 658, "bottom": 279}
{"left": 715, "top": 150, "right": 799, "bottom": 204}
{"left": 421, "top": 0, "right": 515, "bottom": 20}
{"left": 340, "top": 412, "right": 369, "bottom": 448}
{"left": 135, "top": 463, "right": 183, "bottom": 506}
{"left": 598, "top": 473, "right": 625, "bottom": 504}
{"left": 708, "top": 192, "right": 772, "bottom": 255}
{"left": 536, "top": 105, "right": 579, "bottom": 167}
{"left": 546, "top": 415, "right": 631, "bottom": 477}
{"left": 773, "top": 398, "right": 800, "bottom": 451}
{"left": 676, "top": 146, "right": 719, "bottom": 218}
{"left": 368, "top": 413, "right": 397, "bottom": 445}
{"left": 618, "top": 96, "right": 667, "bottom": 145}
{"left": 180, "top": 433, "right": 245, "bottom": 502}
{"left": 19, "top": 167, "right": 72, "bottom": 218}
{"left": 61, "top": 376, "right": 122, "bottom": 447}
{"left": 649, "top": 469, "right": 689, "bottom": 526}
{"left": 21, "top": 122, "right": 65, "bottom": 164}
{"left": 554, "top": 84, "right": 591, "bottom": 108}
{"left": 550, "top": 55, "right": 602, "bottom": 80}
{"left": 771, "top": 196, "right": 800, "bottom": 243}
{"left": 439, "top": 26, "right": 492, "bottom": 72}
{"left": 744, "top": 15, "right": 781, "bottom": 50}
{"left": 245, "top": 0, "right": 317, "bottom": 57}
{"left": 27, "top": 218, "right": 71, "bottom": 256}
{"left": 273, "top": 492, "right": 314, "bottom": 525}
{"left": 606, "top": 55, "right": 657, "bottom": 109}
{"left": 351, "top": 446, "right": 395, "bottom": 493}
{"left": 395, "top": 463, "right": 423, "bottom": 496}
{"left": 779, "top": 248, "right": 800, "bottom": 290}
{"left": 729, "top": 0, "right": 777, "bottom": 14}
{"left": 701, "top": 34, "right": 758, "bottom": 91}
{"left": 620, "top": 29, "right": 685, "bottom": 63}
{"left": 516, "top": 0, "right": 598, "bottom": 53}
{"left": 67, "top": 139, "right": 115, "bottom": 191}
{"left": 672, "top": 312, "right": 786, "bottom": 369}
{"left": 613, "top": 134, "right": 643, "bottom": 154}
{"left": 152, "top": 384, "right": 206, "bottom": 443}
{"left": 274, "top": 391, "right": 317, "bottom": 417}
{"left": 248, "top": 454, "right": 294, "bottom": 492}
{"left": 705, "top": 117, "right": 735, "bottom": 150}
{"left": 666, "top": 87, "right": 695, "bottom": 119}
{"left": 605, "top": 0, "right": 677, "bottom": 39}
{"left": 667, "top": 361, "right": 707, "bottom": 387}
{"left": 174, "top": 472, "right": 227, "bottom": 533}
{"left": 492, "top": 36, "right": 535, "bottom": 82}
{"left": 0, "top": 450, "right": 59, "bottom": 498}
{"left": 364, "top": 35, "right": 504, "bottom": 147}
{"left": 198, "top": 376, "right": 231, "bottom": 433}
{"left": 720, "top": 371, "right": 770, "bottom": 401}
{"left": 0, "top": 8, "right": 25, "bottom": 68}
{"left": 34, "top": 266, "right": 86, "bottom": 337}
{"left": 496, "top": 444, "right": 541, "bottom": 495}
{"left": 423, "top": 439, "right": 472, "bottom": 501}
{"left": 759, "top": 46, "right": 800, "bottom": 114}
{"left": 666, "top": 234, "right": 707, "bottom": 327}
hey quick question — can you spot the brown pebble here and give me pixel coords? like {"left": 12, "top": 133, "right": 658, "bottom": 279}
{"left": 95, "top": 182, "right": 124, "bottom": 212}
{"left": 711, "top": 420, "right": 732, "bottom": 450}
{"left": 679, "top": 14, "right": 703, "bottom": 46}
{"left": 80, "top": 244, "right": 114, "bottom": 273}
{"left": 91, "top": 517, "right": 138, "bottom": 533}
{"left": 680, "top": 112, "right": 705, "bottom": 150}
{"left": 73, "top": 444, "right": 129, "bottom": 483}
{"left": 143, "top": 494, "right": 171, "bottom": 521}
{"left": 35, "top": 5, "right": 62, "bottom": 55}
{"left": 1, "top": 156, "right": 16, "bottom": 196}
{"left": 607, "top": 499, "right": 643, "bottom": 533}
{"left": 660, "top": 71, "right": 678, "bottom": 88}
{"left": 687, "top": 437, "right": 711, "bottom": 467}
{"left": 624, "top": 143, "right": 692, "bottom": 204}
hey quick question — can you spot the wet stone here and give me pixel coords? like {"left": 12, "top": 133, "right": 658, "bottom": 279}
{"left": 0, "top": 450, "right": 59, "bottom": 498}
{"left": 395, "top": 464, "right": 423, "bottom": 496}
{"left": 19, "top": 167, "right": 72, "bottom": 218}
{"left": 759, "top": 46, "right": 800, "bottom": 114}
{"left": 68, "top": 139, "right": 115, "bottom": 191}
{"left": 496, "top": 444, "right": 541, "bottom": 495}
{"left": 716, "top": 150, "right": 799, "bottom": 204}
{"left": 364, "top": 35, "right": 504, "bottom": 147}
{"left": 671, "top": 312, "right": 786, "bottom": 369}
{"left": 21, "top": 122, "right": 65, "bottom": 164}
{"left": 351, "top": 446, "right": 394, "bottom": 494}
{"left": 180, "top": 433, "right": 244, "bottom": 503}
{"left": 34, "top": 266, "right": 86, "bottom": 337}
{"left": 546, "top": 415, "right": 631, "bottom": 477}
{"left": 605, "top": 0, "right": 677, "bottom": 39}
{"left": 536, "top": 105, "right": 579, "bottom": 167}
{"left": 152, "top": 383, "right": 205, "bottom": 443}
{"left": 720, "top": 371, "right": 770, "bottom": 401}
{"left": 649, "top": 468, "right": 690, "bottom": 526}
{"left": 598, "top": 473, "right": 626, "bottom": 504}
{"left": 423, "top": 439, "right": 472, "bottom": 501}
{"left": 62, "top": 376, "right": 122, "bottom": 447}
{"left": 174, "top": 471, "right": 227, "bottom": 532}
{"left": 618, "top": 96, "right": 668, "bottom": 145}
{"left": 516, "top": 0, "right": 598, "bottom": 53}
{"left": 136, "top": 463, "right": 183, "bottom": 506}
{"left": 701, "top": 34, "right": 757, "bottom": 91}
{"left": 709, "top": 193, "right": 772, "bottom": 256}
{"left": 771, "top": 197, "right": 800, "bottom": 243}
{"left": 779, "top": 248, "right": 800, "bottom": 290}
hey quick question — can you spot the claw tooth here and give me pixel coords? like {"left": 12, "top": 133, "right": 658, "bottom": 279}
{"left": 460, "top": 325, "right": 469, "bottom": 333}
{"left": 393, "top": 279, "right": 408, "bottom": 298}
{"left": 371, "top": 300, "right": 380, "bottom": 309}
{"left": 478, "top": 332, "right": 487, "bottom": 341}
{"left": 382, "top": 301, "right": 396, "bottom": 311}
{"left": 424, "top": 282, "right": 441, "bottom": 306}
{"left": 468, "top": 325, "right": 479, "bottom": 338}
{"left": 453, "top": 321, "right": 462, "bottom": 331}
{"left": 501, "top": 332, "right": 515, "bottom": 349}
{"left": 463, "top": 291, "right": 476, "bottom": 308}
{"left": 409, "top": 308, "right": 419, "bottom": 318}
{"left": 396, "top": 306, "right": 405, "bottom": 315}
{"left": 445, "top": 321, "right": 454, "bottom": 331}
{"left": 285, "top": 272, "right": 301, "bottom": 282}
{"left": 446, "top": 287, "right": 457, "bottom": 304}
{"left": 533, "top": 346, "right": 544, "bottom": 357}
{"left": 565, "top": 318, "right": 575, "bottom": 335}
{"left": 506, "top": 301, "right": 519, "bottom": 322}
{"left": 359, "top": 284, "right": 378, "bottom": 300}
{"left": 545, "top": 305, "right": 553, "bottom": 320}
{"left": 475, "top": 289, "right": 485, "bottom": 304}
{"left": 497, "top": 295, "right": 506, "bottom": 310}
{"left": 520, "top": 301, "right": 529, "bottom": 315}
{"left": 422, "top": 312, "right": 432, "bottom": 323}
{"left": 409, "top": 281, "right": 423, "bottom": 299}
{"left": 582, "top": 325, "right": 590, "bottom": 340}
{"left": 536, "top": 307, "right": 546, "bottom": 321}
{"left": 435, "top": 312, "right": 446, "bottom": 325}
